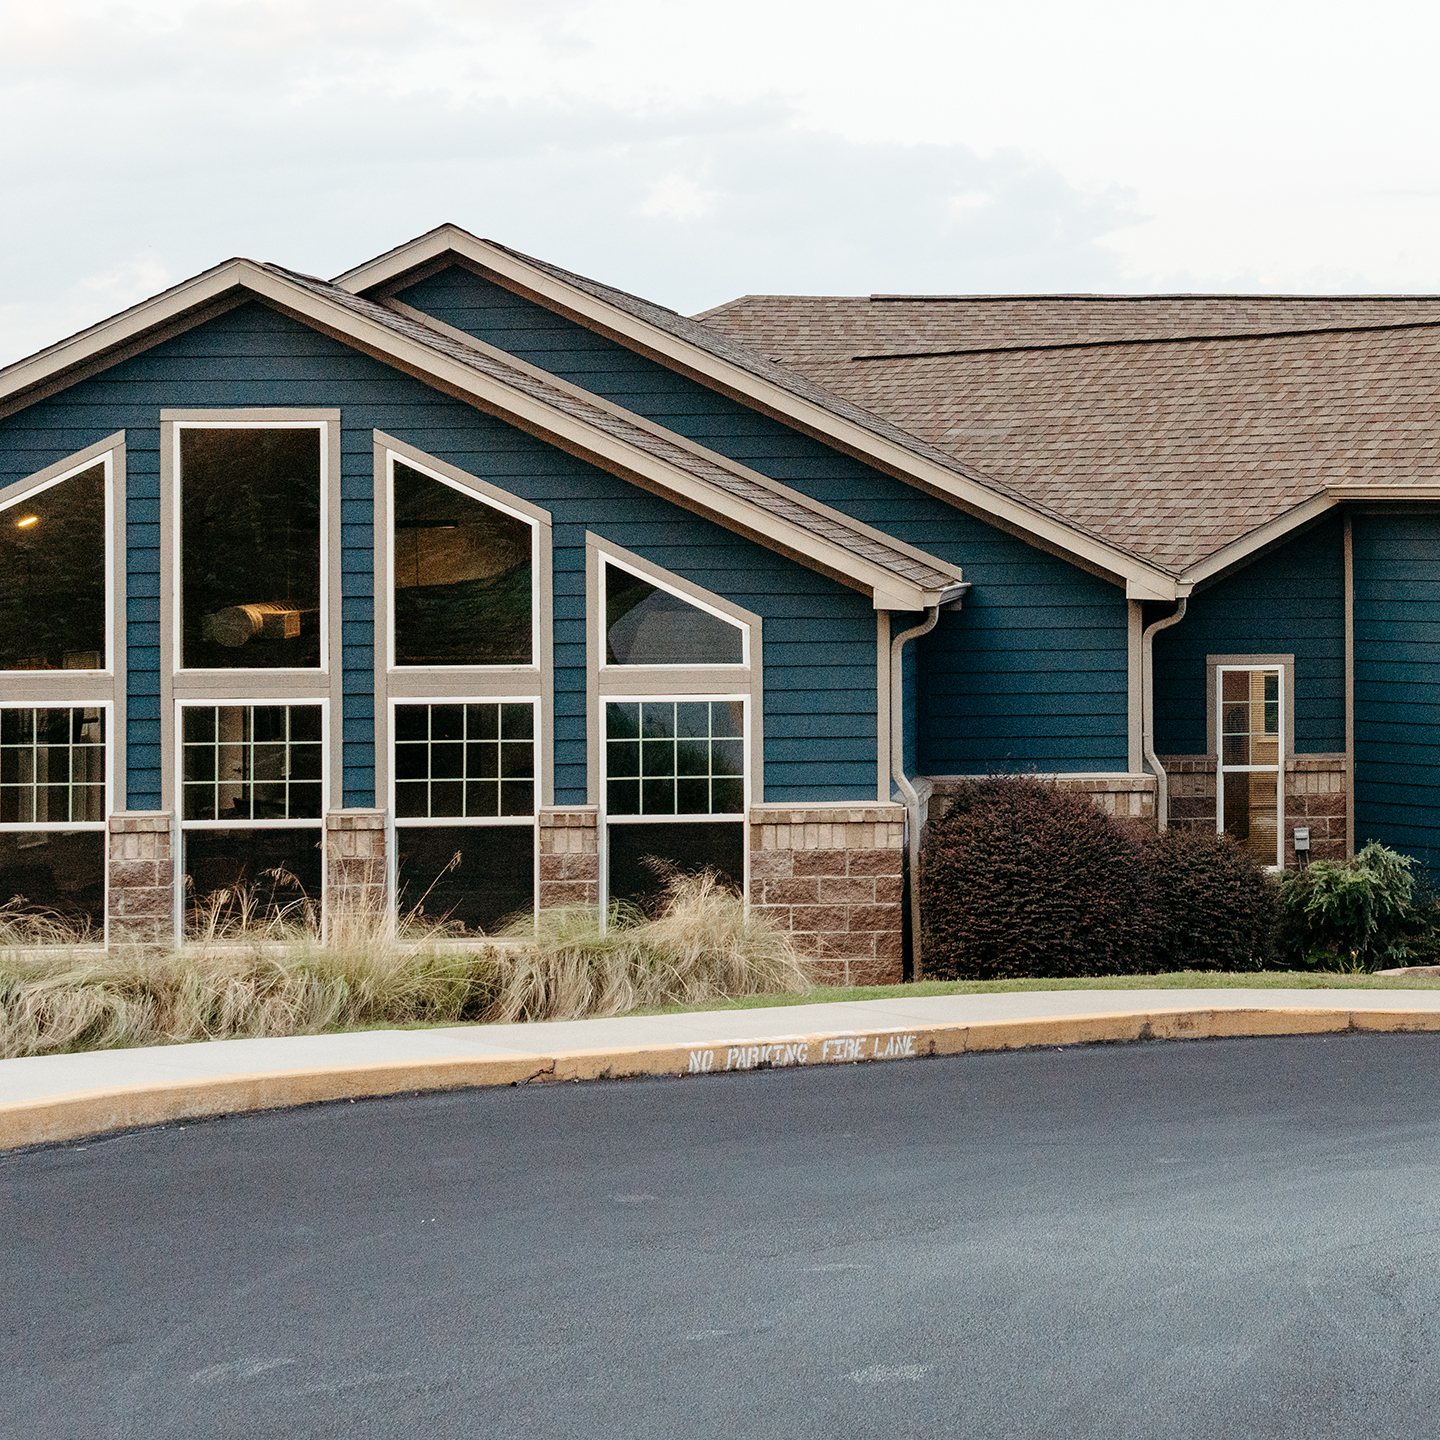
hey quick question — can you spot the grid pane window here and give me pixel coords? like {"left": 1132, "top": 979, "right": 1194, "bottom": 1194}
{"left": 182, "top": 705, "right": 323, "bottom": 821}
{"left": 394, "top": 703, "right": 535, "bottom": 818}
{"left": 606, "top": 701, "right": 744, "bottom": 816}
{"left": 0, "top": 707, "right": 105, "bottom": 823}
{"left": 1221, "top": 669, "right": 1280, "bottom": 766}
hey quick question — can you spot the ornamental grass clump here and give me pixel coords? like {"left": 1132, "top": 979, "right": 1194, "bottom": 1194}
{"left": 0, "top": 893, "right": 502, "bottom": 1060}
{"left": 1277, "top": 841, "right": 1431, "bottom": 971}
{"left": 0, "top": 867, "right": 806, "bottom": 1058}
{"left": 491, "top": 868, "right": 809, "bottom": 1023}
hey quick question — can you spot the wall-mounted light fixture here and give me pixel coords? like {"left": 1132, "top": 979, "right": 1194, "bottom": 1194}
{"left": 15, "top": 515, "right": 38, "bottom": 528}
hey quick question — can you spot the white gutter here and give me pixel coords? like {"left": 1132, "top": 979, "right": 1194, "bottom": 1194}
{"left": 1141, "top": 599, "right": 1188, "bottom": 831}
{"left": 890, "top": 605, "right": 942, "bottom": 981}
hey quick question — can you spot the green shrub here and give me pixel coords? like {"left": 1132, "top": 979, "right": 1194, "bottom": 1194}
{"left": 921, "top": 776, "right": 1161, "bottom": 980}
{"left": 1277, "top": 841, "right": 1430, "bottom": 971}
{"left": 1137, "top": 825, "right": 1278, "bottom": 971}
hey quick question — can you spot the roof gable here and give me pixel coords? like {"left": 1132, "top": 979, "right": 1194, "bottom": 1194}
{"left": 335, "top": 225, "right": 1186, "bottom": 598}
{"left": 0, "top": 253, "right": 964, "bottom": 611}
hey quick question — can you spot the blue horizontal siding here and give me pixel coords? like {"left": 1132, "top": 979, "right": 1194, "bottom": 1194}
{"left": 1355, "top": 512, "right": 1440, "bottom": 871}
{"left": 397, "top": 266, "right": 1130, "bottom": 776}
{"left": 0, "top": 302, "right": 875, "bottom": 806}
{"left": 1150, "top": 515, "right": 1346, "bottom": 759}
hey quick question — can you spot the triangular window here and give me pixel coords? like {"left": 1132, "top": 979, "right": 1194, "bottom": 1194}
{"left": 604, "top": 562, "right": 744, "bottom": 666}
{"left": 0, "top": 462, "right": 106, "bottom": 671}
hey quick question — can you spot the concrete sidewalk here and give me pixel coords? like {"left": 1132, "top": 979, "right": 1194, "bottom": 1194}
{"left": 6, "top": 987, "right": 1440, "bottom": 1151}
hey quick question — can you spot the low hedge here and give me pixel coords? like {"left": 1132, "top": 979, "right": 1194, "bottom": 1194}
{"left": 920, "top": 776, "right": 1277, "bottom": 979}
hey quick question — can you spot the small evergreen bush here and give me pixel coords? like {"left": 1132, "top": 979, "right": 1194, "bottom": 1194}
{"left": 1277, "top": 841, "right": 1430, "bottom": 971}
{"left": 1137, "top": 825, "right": 1277, "bottom": 971}
{"left": 921, "top": 776, "right": 1161, "bottom": 979}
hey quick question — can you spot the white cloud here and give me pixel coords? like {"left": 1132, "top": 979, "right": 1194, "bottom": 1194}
{"left": 4, "top": 0, "right": 1440, "bottom": 365}
{"left": 637, "top": 175, "right": 718, "bottom": 222}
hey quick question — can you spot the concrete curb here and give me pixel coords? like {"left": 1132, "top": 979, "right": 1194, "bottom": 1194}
{"left": 5, "top": 1005, "right": 1440, "bottom": 1152}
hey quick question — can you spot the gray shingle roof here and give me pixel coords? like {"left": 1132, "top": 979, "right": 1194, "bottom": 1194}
{"left": 696, "top": 293, "right": 1440, "bottom": 363}
{"left": 697, "top": 294, "right": 1440, "bottom": 575}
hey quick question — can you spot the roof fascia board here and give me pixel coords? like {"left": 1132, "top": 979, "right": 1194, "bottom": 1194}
{"left": 1180, "top": 493, "right": 1338, "bottom": 589}
{"left": 0, "top": 275, "right": 251, "bottom": 423}
{"left": 383, "top": 297, "right": 968, "bottom": 589}
{"left": 239, "top": 270, "right": 947, "bottom": 608}
{"left": 1327, "top": 485, "right": 1440, "bottom": 502}
{"left": 337, "top": 232, "right": 1180, "bottom": 597}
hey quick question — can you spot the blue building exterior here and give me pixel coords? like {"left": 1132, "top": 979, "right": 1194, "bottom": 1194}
{"left": 1, "top": 226, "right": 1431, "bottom": 980}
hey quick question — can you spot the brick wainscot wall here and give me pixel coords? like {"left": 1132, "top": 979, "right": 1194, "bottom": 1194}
{"left": 106, "top": 811, "right": 176, "bottom": 945}
{"left": 538, "top": 807, "right": 599, "bottom": 908}
{"left": 1163, "top": 754, "right": 1348, "bottom": 865}
{"left": 749, "top": 804, "right": 906, "bottom": 987}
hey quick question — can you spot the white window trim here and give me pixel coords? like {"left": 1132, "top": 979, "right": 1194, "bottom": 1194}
{"left": 388, "top": 694, "right": 541, "bottom": 929}
{"left": 387, "top": 694, "right": 542, "bottom": 828}
{"left": 372, "top": 434, "right": 555, "bottom": 820}
{"left": 0, "top": 699, "right": 115, "bottom": 832}
{"left": 1214, "top": 662, "right": 1285, "bottom": 870}
{"left": 0, "top": 447, "right": 117, "bottom": 678}
{"left": 585, "top": 534, "right": 763, "bottom": 805}
{"left": 598, "top": 553, "right": 751, "bottom": 671}
{"left": 173, "top": 697, "right": 331, "bottom": 830}
{"left": 160, "top": 411, "right": 342, "bottom": 819}
{"left": 169, "top": 419, "right": 332, "bottom": 678}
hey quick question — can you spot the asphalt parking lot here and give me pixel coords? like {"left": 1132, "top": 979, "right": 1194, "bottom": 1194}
{"left": 7, "top": 1032, "right": 1440, "bottom": 1439}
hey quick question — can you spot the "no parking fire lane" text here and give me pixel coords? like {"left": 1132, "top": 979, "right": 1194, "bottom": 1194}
{"left": 686, "top": 1032, "right": 920, "bottom": 1074}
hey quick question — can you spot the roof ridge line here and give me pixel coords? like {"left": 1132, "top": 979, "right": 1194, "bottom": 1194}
{"left": 866, "top": 292, "right": 1440, "bottom": 302}
{"left": 849, "top": 317, "right": 1440, "bottom": 361}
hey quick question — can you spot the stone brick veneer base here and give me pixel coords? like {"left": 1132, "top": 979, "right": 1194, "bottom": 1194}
{"left": 324, "top": 811, "right": 387, "bottom": 930}
{"left": 1163, "top": 754, "right": 1348, "bottom": 865}
{"left": 928, "top": 773, "right": 1157, "bottom": 826}
{"left": 107, "top": 812, "right": 175, "bottom": 945}
{"left": 750, "top": 805, "right": 906, "bottom": 987}
{"left": 539, "top": 807, "right": 599, "bottom": 908}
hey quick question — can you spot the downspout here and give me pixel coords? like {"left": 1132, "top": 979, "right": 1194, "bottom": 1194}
{"left": 890, "top": 606, "right": 940, "bottom": 981}
{"left": 1141, "top": 598, "right": 1187, "bottom": 831}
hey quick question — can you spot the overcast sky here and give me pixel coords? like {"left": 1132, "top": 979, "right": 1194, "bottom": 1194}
{"left": 5, "top": 0, "right": 1440, "bottom": 366}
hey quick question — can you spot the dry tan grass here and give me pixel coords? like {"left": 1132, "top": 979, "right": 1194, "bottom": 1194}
{"left": 0, "top": 869, "right": 807, "bottom": 1058}
{"left": 492, "top": 869, "right": 810, "bottom": 1023}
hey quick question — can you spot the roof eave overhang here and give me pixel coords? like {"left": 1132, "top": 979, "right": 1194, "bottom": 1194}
{"left": 335, "top": 229, "right": 1186, "bottom": 601}
{"left": 0, "top": 258, "right": 949, "bottom": 611}
{"left": 1180, "top": 483, "right": 1440, "bottom": 593}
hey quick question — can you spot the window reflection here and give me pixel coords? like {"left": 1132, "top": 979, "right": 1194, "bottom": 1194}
{"left": 181, "top": 429, "right": 322, "bottom": 670}
{"left": 1218, "top": 668, "right": 1282, "bottom": 866}
{"left": 606, "top": 701, "right": 744, "bottom": 816}
{"left": 393, "top": 462, "right": 532, "bottom": 666}
{"left": 0, "top": 464, "right": 106, "bottom": 672}
{"left": 604, "top": 563, "right": 743, "bottom": 665}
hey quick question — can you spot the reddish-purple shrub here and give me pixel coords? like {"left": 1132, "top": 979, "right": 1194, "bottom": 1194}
{"left": 920, "top": 776, "right": 1161, "bottom": 980}
{"left": 1137, "top": 825, "right": 1278, "bottom": 971}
